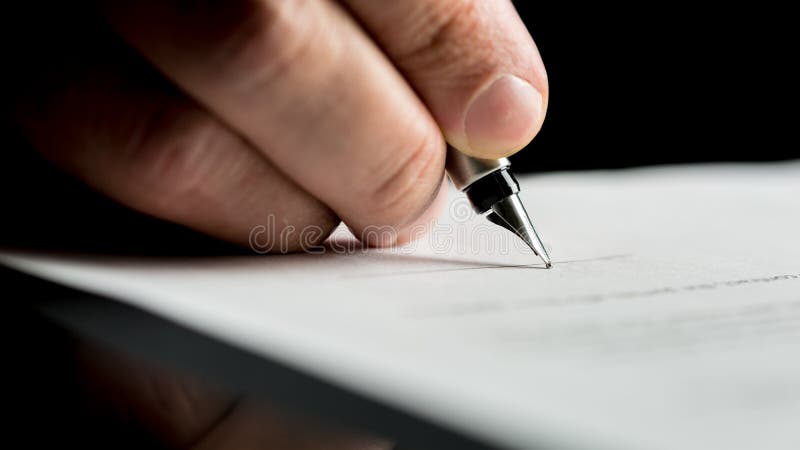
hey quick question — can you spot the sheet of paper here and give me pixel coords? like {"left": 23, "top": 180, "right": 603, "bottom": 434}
{"left": 3, "top": 162, "right": 800, "bottom": 450}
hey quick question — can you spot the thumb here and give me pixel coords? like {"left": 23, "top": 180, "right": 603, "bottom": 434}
{"left": 344, "top": 0, "right": 548, "bottom": 159}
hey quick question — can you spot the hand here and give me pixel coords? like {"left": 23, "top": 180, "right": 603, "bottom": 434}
{"left": 6, "top": 1, "right": 547, "bottom": 448}
{"left": 9, "top": 0, "right": 547, "bottom": 251}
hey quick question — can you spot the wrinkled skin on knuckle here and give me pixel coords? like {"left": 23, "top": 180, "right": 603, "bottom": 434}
{"left": 391, "top": 0, "right": 539, "bottom": 88}
{"left": 123, "top": 103, "right": 340, "bottom": 252}
{"left": 122, "top": 105, "right": 235, "bottom": 213}
{"left": 393, "top": 0, "right": 486, "bottom": 68}
{"left": 362, "top": 131, "right": 445, "bottom": 230}
{"left": 202, "top": 0, "right": 322, "bottom": 92}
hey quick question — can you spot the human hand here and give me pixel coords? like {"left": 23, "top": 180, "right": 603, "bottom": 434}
{"left": 10, "top": 0, "right": 547, "bottom": 251}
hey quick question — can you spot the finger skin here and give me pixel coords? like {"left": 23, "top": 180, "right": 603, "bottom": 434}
{"left": 16, "top": 59, "right": 339, "bottom": 252}
{"left": 344, "top": 0, "right": 549, "bottom": 159}
{"left": 102, "top": 0, "right": 447, "bottom": 245}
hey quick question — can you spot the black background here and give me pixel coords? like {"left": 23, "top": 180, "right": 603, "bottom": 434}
{"left": 511, "top": 3, "right": 796, "bottom": 171}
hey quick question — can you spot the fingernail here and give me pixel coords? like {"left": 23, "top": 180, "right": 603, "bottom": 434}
{"left": 464, "top": 75, "right": 543, "bottom": 157}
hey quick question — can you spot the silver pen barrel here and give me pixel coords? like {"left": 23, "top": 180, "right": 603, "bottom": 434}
{"left": 445, "top": 146, "right": 552, "bottom": 268}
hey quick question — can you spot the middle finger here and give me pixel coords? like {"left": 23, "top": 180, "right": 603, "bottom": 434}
{"left": 100, "top": 0, "right": 447, "bottom": 243}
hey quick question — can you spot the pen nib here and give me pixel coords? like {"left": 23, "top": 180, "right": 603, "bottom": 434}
{"left": 486, "top": 194, "right": 552, "bottom": 268}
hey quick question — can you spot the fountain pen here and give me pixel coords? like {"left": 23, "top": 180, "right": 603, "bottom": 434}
{"left": 445, "top": 146, "right": 552, "bottom": 268}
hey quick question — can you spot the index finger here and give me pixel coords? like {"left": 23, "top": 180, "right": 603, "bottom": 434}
{"left": 344, "top": 0, "right": 548, "bottom": 159}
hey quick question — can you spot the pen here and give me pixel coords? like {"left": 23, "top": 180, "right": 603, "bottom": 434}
{"left": 445, "top": 146, "right": 552, "bottom": 268}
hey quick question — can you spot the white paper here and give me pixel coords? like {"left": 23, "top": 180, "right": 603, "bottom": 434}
{"left": 3, "top": 162, "right": 800, "bottom": 450}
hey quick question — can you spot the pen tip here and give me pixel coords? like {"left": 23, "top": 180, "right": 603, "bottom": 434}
{"left": 485, "top": 194, "right": 552, "bottom": 269}
{"left": 540, "top": 251, "right": 553, "bottom": 269}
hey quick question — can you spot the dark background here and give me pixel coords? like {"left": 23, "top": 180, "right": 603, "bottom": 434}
{"left": 511, "top": 3, "right": 796, "bottom": 171}
{"left": 2, "top": 3, "right": 797, "bottom": 449}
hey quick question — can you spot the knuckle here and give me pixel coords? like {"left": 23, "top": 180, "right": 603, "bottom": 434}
{"left": 397, "top": 0, "right": 484, "bottom": 66}
{"left": 124, "top": 105, "right": 234, "bottom": 211}
{"left": 210, "top": 0, "right": 321, "bottom": 90}
{"left": 366, "top": 131, "right": 445, "bottom": 227}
